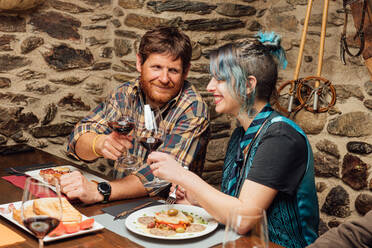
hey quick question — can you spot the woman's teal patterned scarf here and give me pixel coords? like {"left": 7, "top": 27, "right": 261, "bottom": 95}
{"left": 224, "top": 103, "right": 273, "bottom": 196}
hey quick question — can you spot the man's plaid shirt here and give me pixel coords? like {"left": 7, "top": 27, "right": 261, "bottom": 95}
{"left": 67, "top": 78, "right": 210, "bottom": 195}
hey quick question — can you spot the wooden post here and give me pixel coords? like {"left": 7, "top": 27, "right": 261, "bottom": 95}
{"left": 293, "top": 0, "right": 314, "bottom": 80}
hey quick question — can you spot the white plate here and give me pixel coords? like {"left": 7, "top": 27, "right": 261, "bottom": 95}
{"left": 0, "top": 201, "right": 104, "bottom": 242}
{"left": 25, "top": 165, "right": 107, "bottom": 192}
{"left": 125, "top": 204, "right": 218, "bottom": 240}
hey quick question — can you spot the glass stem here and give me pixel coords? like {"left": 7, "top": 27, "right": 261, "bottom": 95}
{"left": 39, "top": 238, "right": 44, "bottom": 248}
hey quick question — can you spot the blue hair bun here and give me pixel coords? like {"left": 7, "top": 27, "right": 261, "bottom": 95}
{"left": 257, "top": 31, "right": 288, "bottom": 70}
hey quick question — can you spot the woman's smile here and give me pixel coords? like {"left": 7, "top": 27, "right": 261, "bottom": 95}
{"left": 213, "top": 94, "right": 223, "bottom": 105}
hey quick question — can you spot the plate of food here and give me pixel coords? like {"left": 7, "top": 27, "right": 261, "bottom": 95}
{"left": 125, "top": 204, "right": 218, "bottom": 240}
{"left": 0, "top": 198, "right": 104, "bottom": 242}
{"left": 25, "top": 165, "right": 107, "bottom": 191}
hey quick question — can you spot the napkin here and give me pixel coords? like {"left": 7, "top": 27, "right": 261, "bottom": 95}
{"left": 2, "top": 175, "right": 57, "bottom": 198}
{"left": 0, "top": 223, "right": 26, "bottom": 246}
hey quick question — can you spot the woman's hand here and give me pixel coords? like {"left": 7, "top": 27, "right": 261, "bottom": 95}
{"left": 96, "top": 132, "right": 133, "bottom": 160}
{"left": 184, "top": 190, "right": 200, "bottom": 206}
{"left": 170, "top": 184, "right": 188, "bottom": 204}
{"left": 169, "top": 183, "right": 199, "bottom": 206}
{"left": 147, "top": 152, "right": 187, "bottom": 185}
{"left": 170, "top": 183, "right": 185, "bottom": 200}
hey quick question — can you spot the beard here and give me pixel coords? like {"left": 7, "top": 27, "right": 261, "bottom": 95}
{"left": 140, "top": 78, "right": 183, "bottom": 107}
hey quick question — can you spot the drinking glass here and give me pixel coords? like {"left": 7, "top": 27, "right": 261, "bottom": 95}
{"left": 105, "top": 94, "right": 139, "bottom": 178}
{"left": 21, "top": 177, "right": 62, "bottom": 248}
{"left": 138, "top": 105, "right": 169, "bottom": 188}
{"left": 223, "top": 207, "right": 269, "bottom": 248}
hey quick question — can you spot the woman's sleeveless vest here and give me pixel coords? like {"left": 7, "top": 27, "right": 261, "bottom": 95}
{"left": 222, "top": 112, "right": 319, "bottom": 248}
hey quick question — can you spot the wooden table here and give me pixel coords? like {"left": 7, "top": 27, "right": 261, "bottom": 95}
{"left": 0, "top": 144, "right": 283, "bottom": 248}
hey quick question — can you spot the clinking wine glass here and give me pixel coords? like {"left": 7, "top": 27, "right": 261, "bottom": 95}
{"left": 21, "top": 177, "right": 62, "bottom": 248}
{"left": 106, "top": 94, "right": 139, "bottom": 178}
{"left": 139, "top": 105, "right": 169, "bottom": 188}
{"left": 223, "top": 207, "right": 269, "bottom": 248}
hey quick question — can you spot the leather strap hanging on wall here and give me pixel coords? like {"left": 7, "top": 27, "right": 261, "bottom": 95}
{"left": 340, "top": 0, "right": 367, "bottom": 64}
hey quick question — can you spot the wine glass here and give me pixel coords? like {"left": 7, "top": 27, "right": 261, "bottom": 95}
{"left": 223, "top": 207, "right": 269, "bottom": 248}
{"left": 21, "top": 177, "right": 62, "bottom": 248}
{"left": 105, "top": 94, "right": 139, "bottom": 178}
{"left": 138, "top": 105, "right": 169, "bottom": 188}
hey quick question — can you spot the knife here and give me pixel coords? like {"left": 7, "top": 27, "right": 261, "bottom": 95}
{"left": 6, "top": 163, "right": 55, "bottom": 175}
{"left": 114, "top": 201, "right": 153, "bottom": 220}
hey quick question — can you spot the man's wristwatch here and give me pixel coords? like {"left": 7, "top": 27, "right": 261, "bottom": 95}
{"left": 97, "top": 182, "right": 111, "bottom": 203}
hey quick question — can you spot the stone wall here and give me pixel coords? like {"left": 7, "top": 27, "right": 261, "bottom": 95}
{"left": 0, "top": 0, "right": 371, "bottom": 235}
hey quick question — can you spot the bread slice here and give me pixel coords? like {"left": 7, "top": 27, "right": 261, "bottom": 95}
{"left": 12, "top": 205, "right": 37, "bottom": 224}
{"left": 33, "top": 197, "right": 82, "bottom": 223}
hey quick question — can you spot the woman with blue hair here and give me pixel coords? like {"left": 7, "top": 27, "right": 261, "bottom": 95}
{"left": 148, "top": 33, "right": 319, "bottom": 248}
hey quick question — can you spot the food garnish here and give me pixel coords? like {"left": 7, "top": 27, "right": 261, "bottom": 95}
{"left": 137, "top": 208, "right": 207, "bottom": 236}
{"left": 39, "top": 167, "right": 71, "bottom": 186}
{"left": 167, "top": 209, "right": 178, "bottom": 216}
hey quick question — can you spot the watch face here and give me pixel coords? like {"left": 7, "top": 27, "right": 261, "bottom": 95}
{"left": 99, "top": 182, "right": 111, "bottom": 192}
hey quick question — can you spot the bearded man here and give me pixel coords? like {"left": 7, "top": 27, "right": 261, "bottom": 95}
{"left": 61, "top": 27, "right": 210, "bottom": 204}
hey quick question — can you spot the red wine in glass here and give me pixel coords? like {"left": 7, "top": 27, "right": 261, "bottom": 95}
{"left": 139, "top": 137, "right": 163, "bottom": 152}
{"left": 21, "top": 178, "right": 62, "bottom": 248}
{"left": 23, "top": 216, "right": 60, "bottom": 238}
{"left": 108, "top": 117, "right": 138, "bottom": 169}
{"left": 108, "top": 120, "right": 135, "bottom": 135}
{"left": 140, "top": 135, "right": 169, "bottom": 188}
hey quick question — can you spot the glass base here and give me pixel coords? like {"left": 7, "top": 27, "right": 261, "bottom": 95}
{"left": 113, "top": 167, "right": 138, "bottom": 179}
{"left": 114, "top": 156, "right": 139, "bottom": 179}
{"left": 143, "top": 178, "right": 169, "bottom": 188}
{"left": 118, "top": 155, "right": 138, "bottom": 166}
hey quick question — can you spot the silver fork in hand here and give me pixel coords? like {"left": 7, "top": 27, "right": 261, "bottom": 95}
{"left": 165, "top": 166, "right": 187, "bottom": 205}
{"left": 165, "top": 185, "right": 178, "bottom": 205}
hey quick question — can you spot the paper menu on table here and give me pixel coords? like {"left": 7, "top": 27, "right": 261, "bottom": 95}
{"left": 0, "top": 223, "right": 26, "bottom": 246}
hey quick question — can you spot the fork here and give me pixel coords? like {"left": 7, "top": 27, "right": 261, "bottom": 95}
{"left": 165, "top": 185, "right": 178, "bottom": 205}
{"left": 165, "top": 166, "right": 188, "bottom": 205}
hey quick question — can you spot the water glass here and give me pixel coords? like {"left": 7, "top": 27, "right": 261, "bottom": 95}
{"left": 223, "top": 207, "right": 268, "bottom": 248}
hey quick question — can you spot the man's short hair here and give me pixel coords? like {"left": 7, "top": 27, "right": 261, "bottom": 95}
{"left": 138, "top": 26, "right": 192, "bottom": 74}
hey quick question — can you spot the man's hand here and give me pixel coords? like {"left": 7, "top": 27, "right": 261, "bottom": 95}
{"left": 96, "top": 132, "right": 133, "bottom": 160}
{"left": 60, "top": 171, "right": 103, "bottom": 204}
